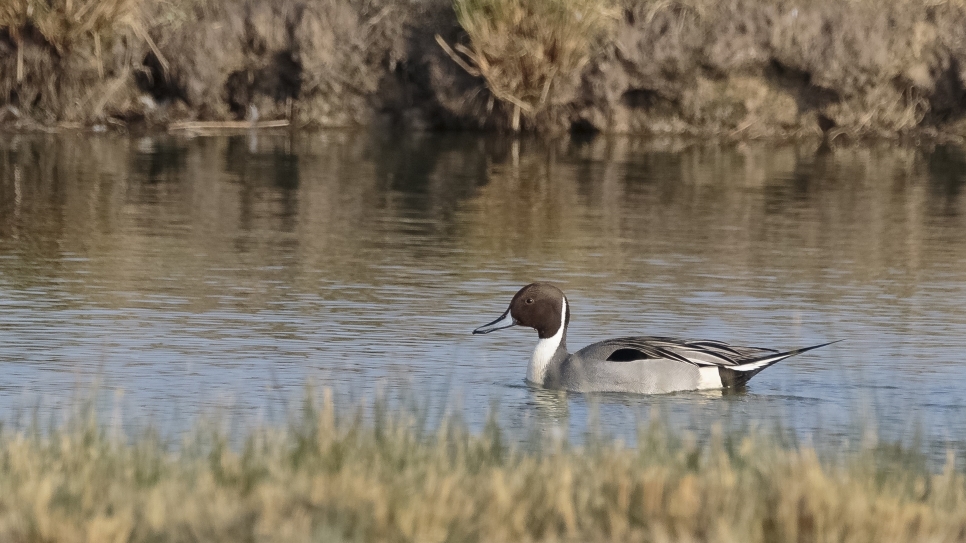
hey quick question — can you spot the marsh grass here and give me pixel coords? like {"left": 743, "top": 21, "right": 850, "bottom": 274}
{"left": 0, "top": 0, "right": 164, "bottom": 80}
{"left": 0, "top": 389, "right": 965, "bottom": 543}
{"left": 5, "top": 0, "right": 966, "bottom": 135}
{"left": 440, "top": 0, "right": 618, "bottom": 131}
{"left": 0, "top": 0, "right": 169, "bottom": 125}
{"left": 0, "top": 0, "right": 147, "bottom": 52}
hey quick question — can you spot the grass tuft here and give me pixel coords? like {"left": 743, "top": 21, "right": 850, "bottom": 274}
{"left": 441, "top": 0, "right": 618, "bottom": 131}
{"left": 1, "top": 0, "right": 142, "bottom": 52}
{"left": 0, "top": 0, "right": 159, "bottom": 75}
{"left": 0, "top": 0, "right": 167, "bottom": 125}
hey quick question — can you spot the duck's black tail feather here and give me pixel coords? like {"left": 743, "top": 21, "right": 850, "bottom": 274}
{"left": 718, "top": 340, "right": 841, "bottom": 388}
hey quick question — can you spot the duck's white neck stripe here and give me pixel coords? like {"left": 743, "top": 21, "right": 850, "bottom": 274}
{"left": 527, "top": 297, "right": 567, "bottom": 384}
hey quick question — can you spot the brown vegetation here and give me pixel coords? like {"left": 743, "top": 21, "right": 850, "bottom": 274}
{"left": 3, "top": 0, "right": 966, "bottom": 137}
{"left": 1, "top": 391, "right": 965, "bottom": 543}
{"left": 440, "top": 0, "right": 617, "bottom": 131}
{"left": 0, "top": 0, "right": 157, "bottom": 125}
{"left": 577, "top": 0, "right": 966, "bottom": 138}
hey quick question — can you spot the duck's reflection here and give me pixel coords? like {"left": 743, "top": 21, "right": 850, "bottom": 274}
{"left": 526, "top": 384, "right": 745, "bottom": 417}
{"left": 528, "top": 384, "right": 569, "bottom": 420}
{"left": 521, "top": 383, "right": 754, "bottom": 447}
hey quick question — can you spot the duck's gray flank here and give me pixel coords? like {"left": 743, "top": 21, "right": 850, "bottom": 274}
{"left": 473, "top": 282, "right": 837, "bottom": 394}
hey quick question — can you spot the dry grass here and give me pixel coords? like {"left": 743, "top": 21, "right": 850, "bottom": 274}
{"left": 0, "top": 0, "right": 150, "bottom": 55}
{"left": 584, "top": 0, "right": 966, "bottom": 137}
{"left": 0, "top": 391, "right": 965, "bottom": 543}
{"left": 440, "top": 0, "right": 618, "bottom": 131}
{"left": 5, "top": 0, "right": 966, "bottom": 135}
{"left": 0, "top": 0, "right": 162, "bottom": 124}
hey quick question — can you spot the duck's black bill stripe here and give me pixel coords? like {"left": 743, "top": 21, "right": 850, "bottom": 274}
{"left": 473, "top": 310, "right": 516, "bottom": 334}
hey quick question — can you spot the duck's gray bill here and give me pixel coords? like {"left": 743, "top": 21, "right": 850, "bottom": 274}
{"left": 473, "top": 310, "right": 516, "bottom": 334}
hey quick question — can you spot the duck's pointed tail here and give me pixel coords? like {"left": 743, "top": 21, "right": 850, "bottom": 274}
{"left": 718, "top": 340, "right": 841, "bottom": 388}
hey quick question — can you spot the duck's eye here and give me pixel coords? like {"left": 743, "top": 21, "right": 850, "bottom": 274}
{"left": 525, "top": 298, "right": 534, "bottom": 304}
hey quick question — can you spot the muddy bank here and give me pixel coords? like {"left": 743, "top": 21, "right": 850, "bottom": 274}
{"left": 3, "top": 0, "right": 966, "bottom": 138}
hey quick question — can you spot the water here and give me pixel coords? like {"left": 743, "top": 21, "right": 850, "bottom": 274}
{"left": 1, "top": 132, "right": 966, "bottom": 454}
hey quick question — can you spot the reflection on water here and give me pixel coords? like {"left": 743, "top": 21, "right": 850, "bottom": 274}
{"left": 2, "top": 132, "right": 966, "bottom": 456}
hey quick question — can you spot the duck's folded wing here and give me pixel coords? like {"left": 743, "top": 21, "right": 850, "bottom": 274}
{"left": 577, "top": 336, "right": 779, "bottom": 367}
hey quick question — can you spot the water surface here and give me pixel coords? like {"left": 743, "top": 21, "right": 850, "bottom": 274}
{"left": 2, "top": 132, "right": 966, "bottom": 453}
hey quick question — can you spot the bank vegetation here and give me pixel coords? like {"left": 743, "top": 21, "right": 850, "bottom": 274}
{"left": 3, "top": 0, "right": 966, "bottom": 139}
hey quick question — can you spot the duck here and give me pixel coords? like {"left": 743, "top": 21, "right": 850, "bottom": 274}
{"left": 473, "top": 283, "right": 835, "bottom": 394}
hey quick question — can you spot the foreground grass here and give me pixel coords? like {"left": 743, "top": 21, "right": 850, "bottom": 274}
{"left": 1, "top": 393, "right": 965, "bottom": 543}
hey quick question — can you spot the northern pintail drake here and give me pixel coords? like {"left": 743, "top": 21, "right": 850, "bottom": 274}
{"left": 473, "top": 283, "right": 835, "bottom": 394}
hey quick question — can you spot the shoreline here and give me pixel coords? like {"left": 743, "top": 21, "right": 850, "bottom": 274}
{"left": 4, "top": 125, "right": 965, "bottom": 150}
{"left": 4, "top": 0, "right": 966, "bottom": 140}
